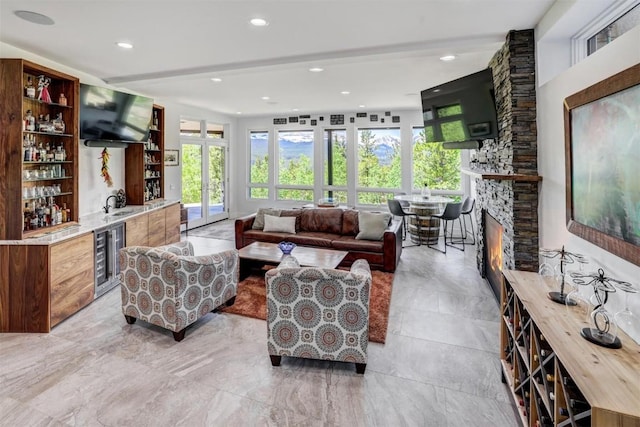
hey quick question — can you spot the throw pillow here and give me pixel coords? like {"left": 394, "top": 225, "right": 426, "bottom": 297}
{"left": 252, "top": 208, "right": 281, "bottom": 230}
{"left": 263, "top": 215, "right": 297, "bottom": 234}
{"left": 356, "top": 211, "right": 392, "bottom": 241}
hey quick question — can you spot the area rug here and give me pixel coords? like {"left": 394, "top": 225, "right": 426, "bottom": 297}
{"left": 221, "top": 270, "right": 393, "bottom": 344}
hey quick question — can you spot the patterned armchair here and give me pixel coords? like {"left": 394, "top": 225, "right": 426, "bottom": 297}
{"left": 119, "top": 241, "right": 238, "bottom": 341}
{"left": 265, "top": 256, "right": 372, "bottom": 374}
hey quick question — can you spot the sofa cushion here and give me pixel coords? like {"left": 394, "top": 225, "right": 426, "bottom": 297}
{"left": 290, "top": 232, "right": 336, "bottom": 248}
{"left": 331, "top": 235, "right": 384, "bottom": 252}
{"left": 263, "top": 215, "right": 296, "bottom": 234}
{"left": 252, "top": 208, "right": 281, "bottom": 230}
{"left": 279, "top": 209, "right": 303, "bottom": 232}
{"left": 300, "top": 208, "right": 343, "bottom": 234}
{"left": 356, "top": 211, "right": 392, "bottom": 241}
{"left": 341, "top": 209, "right": 359, "bottom": 236}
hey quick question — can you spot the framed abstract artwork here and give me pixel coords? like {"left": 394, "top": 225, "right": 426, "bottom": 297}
{"left": 564, "top": 63, "right": 640, "bottom": 266}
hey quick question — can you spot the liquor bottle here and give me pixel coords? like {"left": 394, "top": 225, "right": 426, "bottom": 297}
{"left": 25, "top": 76, "right": 36, "bottom": 98}
{"left": 546, "top": 373, "right": 555, "bottom": 382}
{"left": 153, "top": 110, "right": 159, "bottom": 130}
{"left": 58, "top": 93, "right": 67, "bottom": 106}
{"left": 23, "top": 203, "right": 31, "bottom": 231}
{"left": 52, "top": 112, "right": 65, "bottom": 134}
{"left": 25, "top": 109, "right": 36, "bottom": 131}
{"left": 61, "top": 203, "right": 68, "bottom": 223}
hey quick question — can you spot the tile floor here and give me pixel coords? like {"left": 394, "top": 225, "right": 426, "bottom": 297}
{"left": 0, "top": 234, "right": 519, "bottom": 426}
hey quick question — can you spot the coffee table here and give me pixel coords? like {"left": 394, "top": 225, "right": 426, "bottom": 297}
{"left": 238, "top": 242, "right": 348, "bottom": 279}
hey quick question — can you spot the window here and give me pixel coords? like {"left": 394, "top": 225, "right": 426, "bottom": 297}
{"left": 277, "top": 130, "right": 314, "bottom": 201}
{"left": 412, "top": 127, "right": 461, "bottom": 191}
{"left": 206, "top": 122, "right": 224, "bottom": 139}
{"left": 180, "top": 119, "right": 201, "bottom": 137}
{"left": 587, "top": 4, "right": 639, "bottom": 55}
{"left": 249, "top": 131, "right": 269, "bottom": 199}
{"left": 357, "top": 128, "right": 401, "bottom": 204}
{"left": 323, "top": 129, "right": 347, "bottom": 203}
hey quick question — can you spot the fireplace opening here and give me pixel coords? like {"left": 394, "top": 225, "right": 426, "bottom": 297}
{"left": 484, "top": 211, "right": 504, "bottom": 301}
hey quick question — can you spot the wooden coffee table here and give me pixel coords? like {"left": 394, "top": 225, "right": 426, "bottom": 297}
{"left": 238, "top": 242, "right": 348, "bottom": 279}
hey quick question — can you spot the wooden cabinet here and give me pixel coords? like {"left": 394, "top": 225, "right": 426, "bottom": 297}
{"left": 164, "top": 203, "right": 180, "bottom": 244}
{"left": 50, "top": 233, "right": 94, "bottom": 327}
{"left": 0, "top": 232, "right": 94, "bottom": 333}
{"left": 125, "top": 104, "right": 164, "bottom": 205}
{"left": 125, "top": 214, "right": 149, "bottom": 247}
{"left": 501, "top": 270, "right": 640, "bottom": 427}
{"left": 148, "top": 208, "right": 166, "bottom": 247}
{"left": 124, "top": 203, "right": 180, "bottom": 248}
{"left": 0, "top": 59, "right": 79, "bottom": 240}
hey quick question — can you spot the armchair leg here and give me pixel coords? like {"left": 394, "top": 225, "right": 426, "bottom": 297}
{"left": 172, "top": 328, "right": 187, "bottom": 342}
{"left": 124, "top": 315, "right": 137, "bottom": 325}
{"left": 225, "top": 296, "right": 236, "bottom": 307}
{"left": 355, "top": 363, "right": 367, "bottom": 374}
{"left": 270, "top": 355, "right": 282, "bottom": 366}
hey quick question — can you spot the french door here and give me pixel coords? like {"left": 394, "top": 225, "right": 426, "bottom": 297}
{"left": 181, "top": 141, "right": 228, "bottom": 229}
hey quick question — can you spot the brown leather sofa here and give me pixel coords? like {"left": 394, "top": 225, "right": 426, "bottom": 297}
{"left": 235, "top": 208, "right": 402, "bottom": 272}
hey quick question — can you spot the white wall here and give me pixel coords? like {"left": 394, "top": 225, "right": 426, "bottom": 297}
{"left": 233, "top": 109, "right": 427, "bottom": 218}
{"left": 537, "top": 25, "right": 640, "bottom": 343}
{"left": 1, "top": 42, "right": 235, "bottom": 217}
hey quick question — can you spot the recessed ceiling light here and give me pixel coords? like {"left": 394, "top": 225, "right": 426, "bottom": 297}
{"left": 359, "top": 104, "right": 366, "bottom": 108}
{"left": 292, "top": 108, "right": 299, "bottom": 112}
{"left": 341, "top": 91, "right": 350, "bottom": 95}
{"left": 309, "top": 67, "right": 324, "bottom": 73}
{"left": 261, "top": 96, "right": 270, "bottom": 100}
{"left": 211, "top": 77, "right": 222, "bottom": 82}
{"left": 433, "top": 89, "right": 441, "bottom": 93}
{"left": 14, "top": 10, "right": 54, "bottom": 25}
{"left": 440, "top": 55, "right": 456, "bottom": 62}
{"left": 116, "top": 42, "right": 133, "bottom": 49}
{"left": 236, "top": 112, "right": 242, "bottom": 115}
{"left": 250, "top": 18, "right": 268, "bottom": 26}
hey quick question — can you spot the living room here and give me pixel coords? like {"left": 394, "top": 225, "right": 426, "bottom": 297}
{"left": 2, "top": 0, "right": 640, "bottom": 425}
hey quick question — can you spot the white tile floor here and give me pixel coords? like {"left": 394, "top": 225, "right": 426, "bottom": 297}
{"left": 0, "top": 234, "right": 519, "bottom": 426}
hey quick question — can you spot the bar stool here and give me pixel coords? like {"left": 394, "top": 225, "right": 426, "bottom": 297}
{"left": 459, "top": 196, "right": 476, "bottom": 245}
{"left": 387, "top": 199, "right": 421, "bottom": 246}
{"left": 427, "top": 202, "right": 464, "bottom": 253}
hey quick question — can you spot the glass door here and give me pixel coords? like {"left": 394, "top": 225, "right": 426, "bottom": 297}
{"left": 181, "top": 142, "right": 228, "bottom": 229}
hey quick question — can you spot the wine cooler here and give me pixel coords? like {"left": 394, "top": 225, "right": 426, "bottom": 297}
{"left": 94, "top": 222, "right": 125, "bottom": 298}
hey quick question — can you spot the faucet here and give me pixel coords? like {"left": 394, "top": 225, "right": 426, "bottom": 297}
{"left": 103, "top": 195, "right": 117, "bottom": 213}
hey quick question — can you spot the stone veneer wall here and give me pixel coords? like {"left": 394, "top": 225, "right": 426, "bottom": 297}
{"left": 475, "top": 29, "right": 540, "bottom": 275}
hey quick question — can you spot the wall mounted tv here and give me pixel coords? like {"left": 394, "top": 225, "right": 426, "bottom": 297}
{"left": 79, "top": 83, "right": 153, "bottom": 144}
{"left": 420, "top": 68, "right": 498, "bottom": 148}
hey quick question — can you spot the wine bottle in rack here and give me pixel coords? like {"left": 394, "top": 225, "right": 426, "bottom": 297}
{"left": 546, "top": 373, "right": 555, "bottom": 382}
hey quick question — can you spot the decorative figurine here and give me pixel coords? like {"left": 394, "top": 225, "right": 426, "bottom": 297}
{"left": 539, "top": 246, "right": 588, "bottom": 304}
{"left": 37, "top": 75, "right": 52, "bottom": 103}
{"left": 570, "top": 268, "right": 636, "bottom": 349}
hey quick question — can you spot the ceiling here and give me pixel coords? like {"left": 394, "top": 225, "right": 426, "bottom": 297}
{"left": 1, "top": 0, "right": 567, "bottom": 117}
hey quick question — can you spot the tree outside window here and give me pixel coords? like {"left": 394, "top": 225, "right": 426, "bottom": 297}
{"left": 278, "top": 130, "right": 314, "bottom": 201}
{"left": 249, "top": 131, "right": 269, "bottom": 199}
{"left": 412, "top": 126, "right": 461, "bottom": 191}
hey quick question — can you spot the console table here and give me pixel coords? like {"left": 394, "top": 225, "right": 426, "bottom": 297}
{"left": 501, "top": 270, "right": 640, "bottom": 427}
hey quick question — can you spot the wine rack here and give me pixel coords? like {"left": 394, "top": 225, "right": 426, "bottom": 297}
{"left": 501, "top": 270, "right": 640, "bottom": 427}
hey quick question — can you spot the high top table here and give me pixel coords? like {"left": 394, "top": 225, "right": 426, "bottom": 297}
{"left": 394, "top": 194, "right": 453, "bottom": 244}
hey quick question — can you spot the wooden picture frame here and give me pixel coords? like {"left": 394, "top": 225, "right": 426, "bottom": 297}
{"left": 564, "top": 63, "right": 640, "bottom": 266}
{"left": 164, "top": 149, "right": 179, "bottom": 166}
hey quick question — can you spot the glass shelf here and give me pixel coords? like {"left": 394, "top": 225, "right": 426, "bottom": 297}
{"left": 23, "top": 176, "right": 73, "bottom": 182}
{"left": 23, "top": 130, "right": 73, "bottom": 138}
{"left": 23, "top": 191, "right": 73, "bottom": 201}
{"left": 23, "top": 160, "right": 73, "bottom": 165}
{"left": 23, "top": 97, "right": 73, "bottom": 108}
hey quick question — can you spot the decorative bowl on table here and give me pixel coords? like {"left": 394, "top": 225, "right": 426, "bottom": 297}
{"left": 278, "top": 241, "right": 296, "bottom": 255}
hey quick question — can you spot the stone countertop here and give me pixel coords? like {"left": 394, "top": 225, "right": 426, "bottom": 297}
{"left": 0, "top": 200, "right": 180, "bottom": 246}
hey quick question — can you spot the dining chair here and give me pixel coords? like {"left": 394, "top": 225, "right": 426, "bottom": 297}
{"left": 387, "top": 199, "right": 421, "bottom": 246}
{"left": 427, "top": 202, "right": 464, "bottom": 253}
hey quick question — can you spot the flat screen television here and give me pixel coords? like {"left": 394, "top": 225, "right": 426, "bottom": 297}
{"left": 79, "top": 83, "right": 153, "bottom": 143}
{"left": 420, "top": 68, "right": 498, "bottom": 147}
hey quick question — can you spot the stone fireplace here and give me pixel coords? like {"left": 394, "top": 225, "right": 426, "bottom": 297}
{"left": 470, "top": 29, "right": 541, "bottom": 293}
